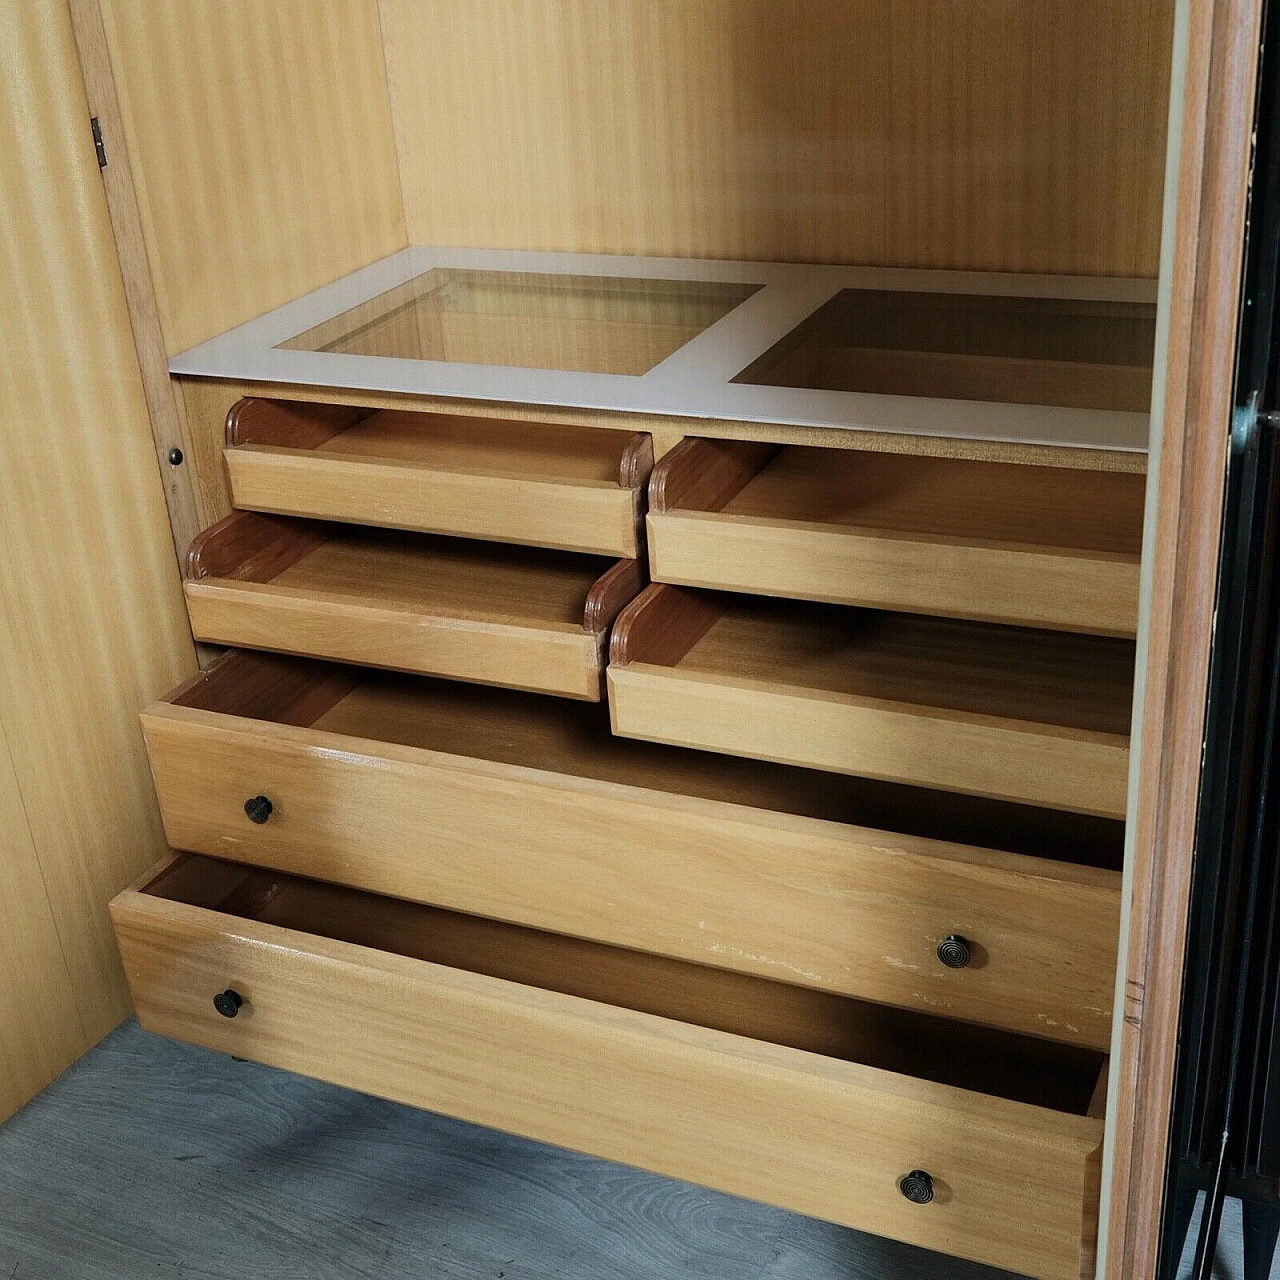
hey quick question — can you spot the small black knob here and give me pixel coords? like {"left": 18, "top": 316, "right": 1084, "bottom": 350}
{"left": 900, "top": 1170, "right": 935, "bottom": 1204}
{"left": 213, "top": 989, "right": 243, "bottom": 1019}
{"left": 167, "top": 447, "right": 184, "bottom": 466}
{"left": 937, "top": 934, "right": 972, "bottom": 969}
{"left": 243, "top": 795, "right": 273, "bottom": 824}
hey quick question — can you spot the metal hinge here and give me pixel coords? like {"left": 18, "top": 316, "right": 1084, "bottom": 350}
{"left": 90, "top": 116, "right": 107, "bottom": 169}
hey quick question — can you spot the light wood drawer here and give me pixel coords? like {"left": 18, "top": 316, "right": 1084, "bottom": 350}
{"left": 647, "top": 439, "right": 1144, "bottom": 636}
{"left": 112, "top": 851, "right": 1108, "bottom": 1280}
{"left": 142, "top": 650, "right": 1122, "bottom": 1049}
{"left": 224, "top": 398, "right": 652, "bottom": 558}
{"left": 183, "top": 511, "right": 642, "bottom": 700}
{"left": 608, "top": 585, "right": 1134, "bottom": 817}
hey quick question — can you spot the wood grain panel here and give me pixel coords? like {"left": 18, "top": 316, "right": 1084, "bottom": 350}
{"left": 0, "top": 0, "right": 196, "bottom": 1119}
{"left": 97, "top": 0, "right": 406, "bottom": 354}
{"left": 382, "top": 0, "right": 1173, "bottom": 276}
{"left": 0, "top": 719, "right": 84, "bottom": 1121}
{"left": 112, "top": 863, "right": 1105, "bottom": 1279}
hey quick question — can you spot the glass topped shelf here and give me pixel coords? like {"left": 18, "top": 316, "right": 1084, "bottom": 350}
{"left": 171, "top": 247, "right": 1158, "bottom": 452}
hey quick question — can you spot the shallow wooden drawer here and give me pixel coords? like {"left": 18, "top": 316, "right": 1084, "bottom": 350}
{"left": 142, "top": 649, "right": 1122, "bottom": 1049}
{"left": 608, "top": 585, "right": 1134, "bottom": 817}
{"left": 183, "top": 511, "right": 641, "bottom": 699}
{"left": 647, "top": 439, "right": 1144, "bottom": 636}
{"left": 224, "top": 398, "right": 653, "bottom": 558}
{"left": 113, "top": 851, "right": 1108, "bottom": 1280}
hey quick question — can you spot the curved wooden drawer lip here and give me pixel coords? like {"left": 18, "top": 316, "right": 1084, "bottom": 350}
{"left": 110, "top": 854, "right": 1105, "bottom": 1280}
{"left": 141, "top": 691, "right": 1122, "bottom": 1049}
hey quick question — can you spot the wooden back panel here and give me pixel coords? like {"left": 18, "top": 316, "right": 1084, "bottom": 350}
{"left": 97, "top": 0, "right": 406, "bottom": 354}
{"left": 381, "top": 0, "right": 1174, "bottom": 277}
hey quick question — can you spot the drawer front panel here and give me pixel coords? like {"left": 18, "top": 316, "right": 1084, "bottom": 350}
{"left": 227, "top": 445, "right": 642, "bottom": 557}
{"left": 608, "top": 664, "right": 1130, "bottom": 818}
{"left": 184, "top": 581, "right": 604, "bottom": 699}
{"left": 142, "top": 704, "right": 1121, "bottom": 1048}
{"left": 111, "top": 886, "right": 1102, "bottom": 1280}
{"left": 648, "top": 510, "right": 1140, "bottom": 637}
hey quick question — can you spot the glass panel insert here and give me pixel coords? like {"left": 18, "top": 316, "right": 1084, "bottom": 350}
{"left": 280, "top": 268, "right": 760, "bottom": 375}
{"left": 733, "top": 289, "right": 1157, "bottom": 411}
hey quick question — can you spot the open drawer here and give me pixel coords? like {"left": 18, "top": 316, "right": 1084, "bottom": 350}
{"left": 183, "top": 512, "right": 642, "bottom": 699}
{"left": 608, "top": 585, "right": 1135, "bottom": 817}
{"left": 647, "top": 439, "right": 1145, "bottom": 636}
{"left": 113, "top": 850, "right": 1108, "bottom": 1280}
{"left": 224, "top": 398, "right": 653, "bottom": 558}
{"left": 142, "top": 650, "right": 1123, "bottom": 1048}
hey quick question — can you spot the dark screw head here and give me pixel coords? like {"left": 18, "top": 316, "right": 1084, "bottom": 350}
{"left": 937, "top": 934, "right": 972, "bottom": 969}
{"left": 213, "top": 989, "right": 243, "bottom": 1019}
{"left": 167, "top": 447, "right": 184, "bottom": 465}
{"left": 900, "top": 1170, "right": 935, "bottom": 1204}
{"left": 243, "top": 795, "right": 273, "bottom": 825}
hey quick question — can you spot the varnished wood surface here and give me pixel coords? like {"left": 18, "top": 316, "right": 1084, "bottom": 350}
{"left": 0, "top": 0, "right": 196, "bottom": 1121}
{"left": 381, "top": 0, "right": 1172, "bottom": 278}
{"left": 183, "top": 516, "right": 632, "bottom": 698}
{"left": 141, "top": 656, "right": 1122, "bottom": 1046}
{"left": 0, "top": 1020, "right": 1040, "bottom": 1280}
{"left": 609, "top": 589, "right": 1133, "bottom": 816}
{"left": 649, "top": 438, "right": 780, "bottom": 515}
{"left": 96, "top": 0, "right": 406, "bottom": 354}
{"left": 225, "top": 400, "right": 652, "bottom": 557}
{"left": 1104, "top": 0, "right": 1265, "bottom": 1272}
{"left": 112, "top": 852, "right": 1105, "bottom": 1278}
{"left": 648, "top": 444, "right": 1145, "bottom": 635}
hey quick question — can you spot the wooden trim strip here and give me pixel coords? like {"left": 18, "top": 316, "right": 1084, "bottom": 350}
{"left": 66, "top": 0, "right": 206, "bottom": 557}
{"left": 1104, "top": 0, "right": 1264, "bottom": 1273}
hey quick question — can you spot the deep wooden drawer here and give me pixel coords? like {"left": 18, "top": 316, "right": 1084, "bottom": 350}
{"left": 224, "top": 398, "right": 653, "bottom": 558}
{"left": 112, "top": 851, "right": 1108, "bottom": 1280}
{"left": 183, "top": 511, "right": 641, "bottom": 700}
{"left": 608, "top": 584, "right": 1134, "bottom": 817}
{"left": 142, "top": 650, "right": 1122, "bottom": 1049}
{"left": 647, "top": 439, "right": 1144, "bottom": 636}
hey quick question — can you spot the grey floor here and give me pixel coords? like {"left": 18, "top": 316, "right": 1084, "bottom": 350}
{"left": 0, "top": 1021, "right": 1263, "bottom": 1280}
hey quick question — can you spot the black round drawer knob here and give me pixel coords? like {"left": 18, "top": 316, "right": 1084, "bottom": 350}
{"left": 937, "top": 934, "right": 972, "bottom": 969}
{"left": 900, "top": 1170, "right": 935, "bottom": 1204}
{"left": 213, "top": 989, "right": 243, "bottom": 1019}
{"left": 243, "top": 795, "right": 273, "bottom": 825}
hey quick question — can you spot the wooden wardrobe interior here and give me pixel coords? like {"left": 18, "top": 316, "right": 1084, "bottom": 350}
{"left": 14, "top": 2, "right": 1210, "bottom": 1277}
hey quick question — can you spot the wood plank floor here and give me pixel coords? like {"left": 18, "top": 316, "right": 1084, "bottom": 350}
{"left": 0, "top": 1020, "right": 1260, "bottom": 1279}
